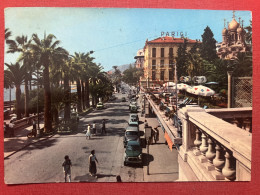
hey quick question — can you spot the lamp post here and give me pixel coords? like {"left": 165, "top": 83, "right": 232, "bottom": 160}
{"left": 227, "top": 71, "right": 233, "bottom": 108}
{"left": 36, "top": 67, "right": 41, "bottom": 137}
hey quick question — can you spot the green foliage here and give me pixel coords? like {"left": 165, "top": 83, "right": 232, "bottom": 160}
{"left": 200, "top": 26, "right": 218, "bottom": 62}
{"left": 122, "top": 64, "right": 143, "bottom": 85}
{"left": 245, "top": 20, "right": 252, "bottom": 45}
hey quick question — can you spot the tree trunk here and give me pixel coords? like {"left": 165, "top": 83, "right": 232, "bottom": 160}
{"left": 64, "top": 74, "right": 70, "bottom": 121}
{"left": 81, "top": 80, "right": 85, "bottom": 110}
{"left": 53, "top": 107, "right": 59, "bottom": 125}
{"left": 43, "top": 64, "right": 53, "bottom": 132}
{"left": 24, "top": 77, "right": 29, "bottom": 117}
{"left": 92, "top": 94, "right": 95, "bottom": 108}
{"left": 15, "top": 85, "right": 22, "bottom": 120}
{"left": 85, "top": 79, "right": 90, "bottom": 108}
{"left": 76, "top": 79, "right": 82, "bottom": 113}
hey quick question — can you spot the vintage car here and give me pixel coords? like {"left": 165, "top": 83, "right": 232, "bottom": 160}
{"left": 124, "top": 140, "right": 142, "bottom": 166}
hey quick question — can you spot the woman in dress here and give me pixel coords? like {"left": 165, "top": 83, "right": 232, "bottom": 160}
{"left": 86, "top": 124, "right": 91, "bottom": 139}
{"left": 89, "top": 150, "right": 98, "bottom": 177}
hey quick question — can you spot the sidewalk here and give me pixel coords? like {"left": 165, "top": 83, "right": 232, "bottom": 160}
{"left": 4, "top": 123, "right": 54, "bottom": 159}
{"left": 138, "top": 96, "right": 179, "bottom": 182}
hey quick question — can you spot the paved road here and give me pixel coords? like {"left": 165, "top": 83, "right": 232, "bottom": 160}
{"left": 4, "top": 92, "right": 144, "bottom": 184}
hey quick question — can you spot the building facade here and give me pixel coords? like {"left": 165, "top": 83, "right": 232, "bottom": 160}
{"left": 134, "top": 49, "right": 144, "bottom": 69}
{"left": 217, "top": 15, "right": 249, "bottom": 60}
{"left": 141, "top": 36, "right": 200, "bottom": 89}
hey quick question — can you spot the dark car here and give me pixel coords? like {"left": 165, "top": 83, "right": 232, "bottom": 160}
{"left": 123, "top": 125, "right": 139, "bottom": 147}
{"left": 124, "top": 140, "right": 142, "bottom": 166}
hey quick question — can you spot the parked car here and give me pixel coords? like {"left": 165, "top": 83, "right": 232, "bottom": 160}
{"left": 130, "top": 104, "right": 138, "bottom": 113}
{"left": 128, "top": 114, "right": 139, "bottom": 126}
{"left": 123, "top": 125, "right": 139, "bottom": 147}
{"left": 124, "top": 140, "right": 142, "bottom": 166}
{"left": 96, "top": 102, "right": 104, "bottom": 109}
{"left": 129, "top": 101, "right": 137, "bottom": 110}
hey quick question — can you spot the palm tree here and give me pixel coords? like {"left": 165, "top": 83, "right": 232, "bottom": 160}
{"left": 4, "top": 62, "right": 26, "bottom": 120}
{"left": 5, "top": 28, "right": 12, "bottom": 42}
{"left": 6, "top": 35, "right": 32, "bottom": 117}
{"left": 30, "top": 33, "right": 68, "bottom": 132}
{"left": 71, "top": 52, "right": 87, "bottom": 112}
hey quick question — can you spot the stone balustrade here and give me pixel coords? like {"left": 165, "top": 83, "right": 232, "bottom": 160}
{"left": 178, "top": 106, "right": 251, "bottom": 181}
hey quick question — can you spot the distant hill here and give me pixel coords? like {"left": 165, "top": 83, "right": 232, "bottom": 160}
{"left": 108, "top": 63, "right": 135, "bottom": 73}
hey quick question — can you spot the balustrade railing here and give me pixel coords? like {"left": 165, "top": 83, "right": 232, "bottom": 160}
{"left": 179, "top": 106, "right": 251, "bottom": 181}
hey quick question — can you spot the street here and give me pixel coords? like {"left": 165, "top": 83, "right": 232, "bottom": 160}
{"left": 4, "top": 92, "right": 144, "bottom": 184}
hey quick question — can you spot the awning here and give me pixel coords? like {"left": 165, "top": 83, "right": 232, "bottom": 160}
{"left": 164, "top": 131, "right": 174, "bottom": 151}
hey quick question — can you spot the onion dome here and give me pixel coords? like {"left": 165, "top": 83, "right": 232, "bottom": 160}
{"left": 237, "top": 26, "right": 243, "bottom": 33}
{"left": 222, "top": 28, "right": 228, "bottom": 35}
{"left": 228, "top": 18, "right": 239, "bottom": 31}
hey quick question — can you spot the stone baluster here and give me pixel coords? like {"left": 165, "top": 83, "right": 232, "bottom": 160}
{"left": 200, "top": 132, "right": 208, "bottom": 156}
{"left": 205, "top": 137, "right": 216, "bottom": 171}
{"left": 206, "top": 137, "right": 216, "bottom": 163}
{"left": 193, "top": 128, "right": 202, "bottom": 156}
{"left": 222, "top": 148, "right": 236, "bottom": 181}
{"left": 213, "top": 142, "right": 225, "bottom": 180}
{"left": 199, "top": 131, "right": 208, "bottom": 163}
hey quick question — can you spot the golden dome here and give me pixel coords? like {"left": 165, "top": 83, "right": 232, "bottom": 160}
{"left": 237, "top": 26, "right": 243, "bottom": 33}
{"left": 228, "top": 18, "right": 239, "bottom": 31}
{"left": 222, "top": 28, "right": 228, "bottom": 34}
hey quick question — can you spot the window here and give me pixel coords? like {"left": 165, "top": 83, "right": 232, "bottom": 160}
{"left": 161, "top": 48, "right": 164, "bottom": 57}
{"left": 169, "top": 60, "right": 174, "bottom": 69}
{"left": 169, "top": 48, "right": 173, "bottom": 57}
{"left": 169, "top": 70, "right": 174, "bottom": 80}
{"left": 152, "top": 71, "right": 156, "bottom": 81}
{"left": 160, "top": 71, "right": 164, "bottom": 81}
{"left": 152, "top": 48, "right": 156, "bottom": 57}
{"left": 160, "top": 60, "right": 164, "bottom": 68}
{"left": 152, "top": 60, "right": 156, "bottom": 70}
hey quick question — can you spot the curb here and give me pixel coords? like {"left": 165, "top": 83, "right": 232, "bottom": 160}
{"left": 4, "top": 133, "right": 56, "bottom": 160}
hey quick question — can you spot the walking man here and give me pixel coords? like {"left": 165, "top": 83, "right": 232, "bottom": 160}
{"left": 101, "top": 119, "right": 106, "bottom": 134}
{"left": 62, "top": 155, "right": 72, "bottom": 182}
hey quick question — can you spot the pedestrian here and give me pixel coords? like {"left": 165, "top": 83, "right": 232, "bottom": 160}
{"left": 86, "top": 124, "right": 91, "bottom": 139}
{"left": 89, "top": 150, "right": 99, "bottom": 177}
{"left": 155, "top": 126, "right": 160, "bottom": 142}
{"left": 116, "top": 175, "right": 122, "bottom": 182}
{"left": 62, "top": 155, "right": 72, "bottom": 182}
{"left": 102, "top": 119, "right": 106, "bottom": 134}
{"left": 32, "top": 120, "right": 37, "bottom": 137}
{"left": 9, "top": 122, "right": 14, "bottom": 137}
{"left": 92, "top": 122, "right": 96, "bottom": 135}
{"left": 153, "top": 128, "right": 157, "bottom": 144}
{"left": 4, "top": 122, "right": 9, "bottom": 136}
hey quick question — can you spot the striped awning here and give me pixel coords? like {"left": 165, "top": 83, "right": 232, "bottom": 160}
{"left": 164, "top": 131, "right": 173, "bottom": 151}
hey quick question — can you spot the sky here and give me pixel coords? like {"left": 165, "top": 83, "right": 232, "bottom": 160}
{"left": 4, "top": 8, "right": 252, "bottom": 71}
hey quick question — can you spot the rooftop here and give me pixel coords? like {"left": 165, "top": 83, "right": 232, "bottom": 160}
{"left": 147, "top": 36, "right": 200, "bottom": 44}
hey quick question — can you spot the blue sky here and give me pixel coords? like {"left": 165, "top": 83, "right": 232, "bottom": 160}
{"left": 4, "top": 8, "right": 251, "bottom": 71}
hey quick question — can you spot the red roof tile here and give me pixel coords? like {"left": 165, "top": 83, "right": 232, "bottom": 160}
{"left": 147, "top": 36, "right": 200, "bottom": 44}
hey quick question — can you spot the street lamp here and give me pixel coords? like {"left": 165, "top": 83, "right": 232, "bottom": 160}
{"left": 36, "top": 67, "right": 41, "bottom": 137}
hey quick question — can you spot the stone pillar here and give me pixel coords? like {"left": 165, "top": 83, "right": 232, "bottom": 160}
{"left": 213, "top": 143, "right": 225, "bottom": 180}
{"left": 193, "top": 128, "right": 202, "bottom": 156}
{"left": 222, "top": 148, "right": 236, "bottom": 181}
{"left": 227, "top": 71, "right": 233, "bottom": 108}
{"left": 205, "top": 137, "right": 216, "bottom": 171}
{"left": 206, "top": 137, "right": 216, "bottom": 163}
{"left": 199, "top": 132, "right": 208, "bottom": 163}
